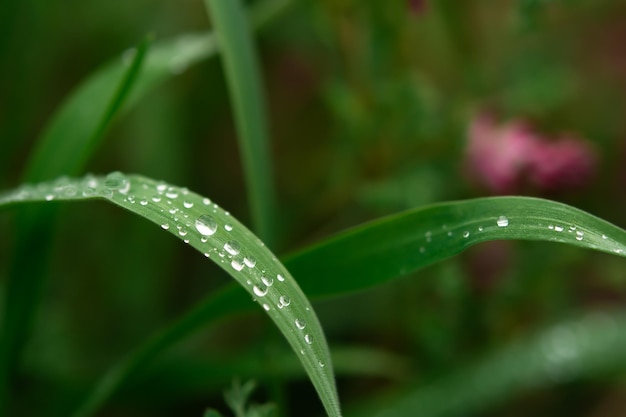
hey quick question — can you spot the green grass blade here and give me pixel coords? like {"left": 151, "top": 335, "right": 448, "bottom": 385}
{"left": 23, "top": 35, "right": 152, "bottom": 182}
{"left": 204, "top": 0, "right": 276, "bottom": 246}
{"left": 0, "top": 173, "right": 341, "bottom": 417}
{"left": 0, "top": 39, "right": 151, "bottom": 416}
{"left": 358, "top": 311, "right": 626, "bottom": 417}
{"left": 287, "top": 197, "right": 626, "bottom": 297}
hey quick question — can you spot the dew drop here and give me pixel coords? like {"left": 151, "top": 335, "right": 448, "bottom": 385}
{"left": 204, "top": 252, "right": 210, "bottom": 258}
{"left": 263, "top": 303, "right": 270, "bottom": 311}
{"left": 161, "top": 223, "right": 170, "bottom": 230}
{"left": 224, "top": 240, "right": 241, "bottom": 255}
{"left": 244, "top": 256, "right": 257, "bottom": 268}
{"left": 425, "top": 231, "right": 432, "bottom": 242}
{"left": 419, "top": 247, "right": 425, "bottom": 253}
{"left": 295, "top": 319, "right": 306, "bottom": 330}
{"left": 140, "top": 199, "right": 148, "bottom": 206}
{"left": 104, "top": 172, "right": 130, "bottom": 194}
{"left": 203, "top": 198, "right": 211, "bottom": 205}
{"left": 277, "top": 274, "right": 285, "bottom": 282}
{"left": 82, "top": 186, "right": 97, "bottom": 197}
{"left": 602, "top": 234, "right": 608, "bottom": 240}
{"left": 304, "top": 334, "right": 313, "bottom": 345}
{"left": 200, "top": 237, "right": 208, "bottom": 243}
{"left": 555, "top": 225, "right": 564, "bottom": 232}
{"left": 277, "top": 296, "right": 291, "bottom": 309}
{"left": 224, "top": 224, "right": 233, "bottom": 232}
{"left": 165, "top": 188, "right": 179, "bottom": 199}
{"left": 169, "top": 208, "right": 178, "bottom": 214}
{"left": 178, "top": 229, "right": 188, "bottom": 237}
{"left": 319, "top": 361, "right": 326, "bottom": 368}
{"left": 447, "top": 231, "right": 453, "bottom": 237}
{"left": 575, "top": 231, "right": 584, "bottom": 241}
{"left": 549, "top": 225, "right": 555, "bottom": 230}
{"left": 261, "top": 276, "right": 273, "bottom": 287}
{"left": 45, "top": 194, "right": 54, "bottom": 201}
{"left": 478, "top": 226, "right": 484, "bottom": 232}
{"left": 496, "top": 216, "right": 509, "bottom": 227}
{"left": 183, "top": 200, "right": 194, "bottom": 209}
{"left": 152, "top": 195, "right": 161, "bottom": 203}
{"left": 195, "top": 215, "right": 217, "bottom": 236}
{"left": 253, "top": 284, "right": 268, "bottom": 297}
{"left": 231, "top": 259, "right": 244, "bottom": 271}
{"left": 463, "top": 231, "right": 470, "bottom": 238}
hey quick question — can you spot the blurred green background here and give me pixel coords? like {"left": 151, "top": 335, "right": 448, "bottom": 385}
{"left": 2, "top": 0, "right": 626, "bottom": 416}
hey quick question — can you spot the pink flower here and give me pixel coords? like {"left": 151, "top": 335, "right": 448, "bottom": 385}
{"left": 528, "top": 135, "right": 597, "bottom": 191}
{"left": 466, "top": 113, "right": 597, "bottom": 194}
{"left": 408, "top": 0, "right": 427, "bottom": 15}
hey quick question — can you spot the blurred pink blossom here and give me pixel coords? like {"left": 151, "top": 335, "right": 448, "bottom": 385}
{"left": 466, "top": 113, "right": 597, "bottom": 194}
{"left": 408, "top": 0, "right": 426, "bottom": 15}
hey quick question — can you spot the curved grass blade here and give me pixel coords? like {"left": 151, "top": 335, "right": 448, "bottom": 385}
{"left": 204, "top": 0, "right": 276, "bottom": 246}
{"left": 0, "top": 38, "right": 151, "bottom": 415}
{"left": 71, "top": 196, "right": 626, "bottom": 416}
{"left": 0, "top": 173, "right": 342, "bottom": 417}
{"left": 287, "top": 197, "right": 626, "bottom": 297}
{"left": 358, "top": 311, "right": 626, "bottom": 417}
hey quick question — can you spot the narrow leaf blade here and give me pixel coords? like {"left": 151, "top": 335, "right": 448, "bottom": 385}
{"left": 0, "top": 173, "right": 341, "bottom": 417}
{"left": 204, "top": 0, "right": 276, "bottom": 245}
{"left": 287, "top": 197, "right": 626, "bottom": 297}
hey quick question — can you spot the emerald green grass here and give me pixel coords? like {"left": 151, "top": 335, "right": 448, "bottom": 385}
{"left": 2, "top": 1, "right": 626, "bottom": 416}
{"left": 2, "top": 174, "right": 626, "bottom": 416}
{"left": 204, "top": 0, "right": 276, "bottom": 247}
{"left": 0, "top": 173, "right": 341, "bottom": 417}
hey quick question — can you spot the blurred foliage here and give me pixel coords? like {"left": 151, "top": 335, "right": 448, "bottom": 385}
{"left": 1, "top": 0, "right": 626, "bottom": 416}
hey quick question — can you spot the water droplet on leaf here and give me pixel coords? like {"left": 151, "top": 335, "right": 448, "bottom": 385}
{"left": 244, "top": 256, "right": 257, "bottom": 268}
{"left": 231, "top": 259, "right": 244, "bottom": 271}
{"left": 277, "top": 296, "right": 290, "bottom": 309}
{"left": 224, "top": 240, "right": 241, "bottom": 255}
{"left": 253, "top": 284, "right": 268, "bottom": 297}
{"left": 195, "top": 215, "right": 217, "bottom": 236}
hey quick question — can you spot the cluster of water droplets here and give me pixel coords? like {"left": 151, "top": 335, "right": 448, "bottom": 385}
{"left": 94, "top": 174, "right": 321, "bottom": 366}
{"left": 415, "top": 216, "right": 512, "bottom": 255}
{"left": 0, "top": 172, "right": 335, "bottom": 382}
{"left": 0, "top": 172, "right": 134, "bottom": 204}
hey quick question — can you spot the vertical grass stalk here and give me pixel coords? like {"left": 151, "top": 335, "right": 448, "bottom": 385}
{"left": 204, "top": 0, "right": 277, "bottom": 248}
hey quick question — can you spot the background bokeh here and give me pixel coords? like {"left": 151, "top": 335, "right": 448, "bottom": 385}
{"left": 2, "top": 0, "right": 626, "bottom": 416}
